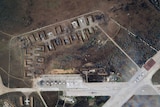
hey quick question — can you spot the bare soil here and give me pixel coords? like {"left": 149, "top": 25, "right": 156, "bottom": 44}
{"left": 0, "top": 33, "right": 10, "bottom": 87}
{"left": 45, "top": 29, "right": 137, "bottom": 81}
{"left": 41, "top": 91, "right": 58, "bottom": 107}
{"left": 113, "top": 28, "right": 156, "bottom": 67}
{"left": 0, "top": 0, "right": 160, "bottom": 38}
{"left": 123, "top": 95, "right": 160, "bottom": 107}
{"left": 152, "top": 69, "right": 160, "bottom": 84}
{"left": 30, "top": 92, "right": 45, "bottom": 107}
{"left": 0, "top": 92, "right": 25, "bottom": 107}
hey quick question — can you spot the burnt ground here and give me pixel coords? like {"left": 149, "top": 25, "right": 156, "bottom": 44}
{"left": 55, "top": 96, "right": 110, "bottom": 107}
{"left": 41, "top": 91, "right": 59, "bottom": 107}
{"left": 73, "top": 96, "right": 110, "bottom": 107}
{"left": 46, "top": 29, "right": 138, "bottom": 81}
{"left": 107, "top": 0, "right": 160, "bottom": 51}
{"left": 30, "top": 92, "right": 45, "bottom": 107}
{"left": 45, "top": 31, "right": 107, "bottom": 71}
{"left": 0, "top": 92, "right": 26, "bottom": 107}
{"left": 113, "top": 28, "right": 156, "bottom": 67}
{"left": 152, "top": 69, "right": 160, "bottom": 84}
{"left": 123, "top": 95, "right": 160, "bottom": 107}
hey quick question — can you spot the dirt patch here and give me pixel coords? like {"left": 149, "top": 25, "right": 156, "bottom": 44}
{"left": 123, "top": 95, "right": 160, "bottom": 107}
{"left": 30, "top": 92, "right": 45, "bottom": 107}
{"left": 41, "top": 91, "right": 58, "bottom": 107}
{"left": 48, "top": 69, "right": 76, "bottom": 74}
{"left": 113, "top": 28, "right": 156, "bottom": 67}
{"left": 152, "top": 69, "right": 160, "bottom": 84}
{"left": 0, "top": 92, "right": 25, "bottom": 107}
{"left": 0, "top": 0, "right": 160, "bottom": 39}
{"left": 45, "top": 29, "right": 137, "bottom": 81}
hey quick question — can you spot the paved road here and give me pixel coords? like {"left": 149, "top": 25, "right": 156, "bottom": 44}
{"left": 33, "top": 74, "right": 127, "bottom": 96}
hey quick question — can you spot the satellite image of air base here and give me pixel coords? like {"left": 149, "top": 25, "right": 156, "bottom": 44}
{"left": 0, "top": 0, "right": 160, "bottom": 107}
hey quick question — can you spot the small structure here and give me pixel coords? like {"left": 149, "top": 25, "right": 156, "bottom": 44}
{"left": 94, "top": 14, "right": 105, "bottom": 24}
{"left": 87, "top": 16, "right": 94, "bottom": 24}
{"left": 47, "top": 32, "right": 54, "bottom": 38}
{"left": 25, "top": 98, "right": 30, "bottom": 105}
{"left": 62, "top": 24, "right": 71, "bottom": 33}
{"left": 28, "top": 34, "right": 36, "bottom": 44}
{"left": 47, "top": 41, "right": 56, "bottom": 51}
{"left": 78, "top": 17, "right": 87, "bottom": 28}
{"left": 54, "top": 38, "right": 63, "bottom": 46}
{"left": 94, "top": 14, "right": 105, "bottom": 20}
{"left": 63, "top": 36, "right": 71, "bottom": 45}
{"left": 144, "top": 59, "right": 156, "bottom": 71}
{"left": 30, "top": 97, "right": 33, "bottom": 107}
{"left": 25, "top": 70, "right": 33, "bottom": 77}
{"left": 34, "top": 32, "right": 41, "bottom": 41}
{"left": 37, "top": 57, "right": 45, "bottom": 63}
{"left": 3, "top": 100, "right": 14, "bottom": 107}
{"left": 55, "top": 25, "right": 63, "bottom": 34}
{"left": 81, "top": 30, "right": 87, "bottom": 41}
{"left": 19, "top": 96, "right": 23, "bottom": 106}
{"left": 39, "top": 31, "right": 46, "bottom": 40}
{"left": 34, "top": 69, "right": 44, "bottom": 75}
{"left": 26, "top": 59, "right": 33, "bottom": 65}
{"left": 76, "top": 31, "right": 84, "bottom": 41}
{"left": 70, "top": 33, "right": 78, "bottom": 41}
{"left": 83, "top": 29, "right": 90, "bottom": 39}
{"left": 19, "top": 96, "right": 33, "bottom": 107}
{"left": 35, "top": 45, "right": 45, "bottom": 52}
{"left": 37, "top": 74, "right": 83, "bottom": 88}
{"left": 59, "top": 96, "right": 76, "bottom": 104}
{"left": 20, "top": 37, "right": 31, "bottom": 48}
{"left": 71, "top": 21, "right": 79, "bottom": 29}
{"left": 26, "top": 48, "right": 33, "bottom": 56}
{"left": 81, "top": 68, "right": 107, "bottom": 82}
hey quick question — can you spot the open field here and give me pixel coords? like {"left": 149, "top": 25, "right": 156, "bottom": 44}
{"left": 0, "top": 92, "right": 25, "bottom": 107}
{"left": 41, "top": 91, "right": 59, "bottom": 107}
{"left": 113, "top": 28, "right": 156, "bottom": 67}
{"left": 0, "top": 0, "right": 160, "bottom": 38}
{"left": 30, "top": 92, "right": 45, "bottom": 107}
{"left": 0, "top": 92, "right": 45, "bottom": 107}
{"left": 0, "top": 33, "right": 10, "bottom": 87}
{"left": 10, "top": 38, "right": 24, "bottom": 78}
{"left": 8, "top": 37, "right": 32, "bottom": 88}
{"left": 0, "top": 32, "right": 32, "bottom": 88}
{"left": 73, "top": 96, "right": 110, "bottom": 107}
{"left": 0, "top": 33, "right": 10, "bottom": 71}
{"left": 55, "top": 96, "right": 110, "bottom": 107}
